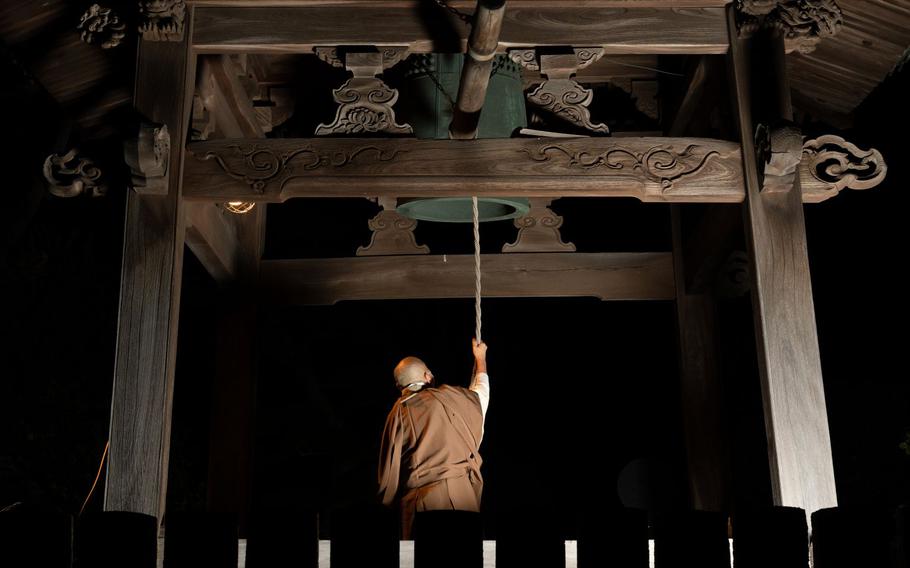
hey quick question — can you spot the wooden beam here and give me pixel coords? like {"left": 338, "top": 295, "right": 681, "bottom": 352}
{"left": 192, "top": 6, "right": 729, "bottom": 54}
{"left": 259, "top": 252, "right": 674, "bottom": 305}
{"left": 672, "top": 206, "right": 730, "bottom": 512}
{"left": 197, "top": 55, "right": 266, "bottom": 139}
{"left": 728, "top": 9, "right": 837, "bottom": 516}
{"left": 104, "top": 18, "right": 196, "bottom": 519}
{"left": 185, "top": 201, "right": 241, "bottom": 283}
{"left": 191, "top": 1, "right": 732, "bottom": 6}
{"left": 184, "top": 137, "right": 745, "bottom": 202}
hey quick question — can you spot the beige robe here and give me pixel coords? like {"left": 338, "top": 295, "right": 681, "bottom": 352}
{"left": 377, "top": 384, "right": 484, "bottom": 539}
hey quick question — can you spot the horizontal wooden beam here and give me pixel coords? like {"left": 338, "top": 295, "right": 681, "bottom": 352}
{"left": 190, "top": 1, "right": 731, "bottom": 6}
{"left": 184, "top": 137, "right": 745, "bottom": 202}
{"left": 192, "top": 6, "right": 729, "bottom": 54}
{"left": 259, "top": 252, "right": 675, "bottom": 304}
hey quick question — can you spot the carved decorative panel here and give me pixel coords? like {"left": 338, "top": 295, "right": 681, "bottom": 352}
{"left": 138, "top": 0, "right": 186, "bottom": 42}
{"left": 802, "top": 135, "right": 886, "bottom": 192}
{"left": 43, "top": 150, "right": 106, "bottom": 198}
{"left": 124, "top": 122, "right": 170, "bottom": 195}
{"left": 502, "top": 199, "right": 576, "bottom": 253}
{"left": 78, "top": 4, "right": 126, "bottom": 49}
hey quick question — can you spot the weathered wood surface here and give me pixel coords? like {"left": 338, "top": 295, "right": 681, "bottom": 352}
{"left": 192, "top": 6, "right": 729, "bottom": 54}
{"left": 449, "top": 0, "right": 506, "bottom": 140}
{"left": 105, "top": 17, "right": 195, "bottom": 519}
{"left": 184, "top": 137, "right": 745, "bottom": 202}
{"left": 185, "top": 201, "right": 241, "bottom": 283}
{"left": 672, "top": 206, "right": 730, "bottom": 512}
{"left": 189, "top": 1, "right": 732, "bottom": 6}
{"left": 728, "top": 11, "right": 837, "bottom": 516}
{"left": 197, "top": 55, "right": 266, "bottom": 139}
{"left": 260, "top": 252, "right": 674, "bottom": 305}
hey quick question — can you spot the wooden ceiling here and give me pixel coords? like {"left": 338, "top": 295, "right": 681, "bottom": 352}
{"left": 2, "top": 0, "right": 908, "bottom": 138}
{"left": 788, "top": 0, "right": 910, "bottom": 124}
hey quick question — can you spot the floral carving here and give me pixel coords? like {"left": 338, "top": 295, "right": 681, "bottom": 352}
{"left": 522, "top": 144, "right": 720, "bottom": 191}
{"left": 78, "top": 4, "right": 126, "bottom": 49}
{"left": 316, "top": 78, "right": 413, "bottom": 135}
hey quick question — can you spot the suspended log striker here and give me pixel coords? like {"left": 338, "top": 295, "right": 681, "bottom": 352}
{"left": 398, "top": 2, "right": 530, "bottom": 223}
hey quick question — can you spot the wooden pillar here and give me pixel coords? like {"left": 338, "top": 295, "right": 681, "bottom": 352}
{"left": 672, "top": 206, "right": 730, "bottom": 512}
{"left": 727, "top": 9, "right": 837, "bottom": 515}
{"left": 206, "top": 206, "right": 266, "bottom": 528}
{"left": 104, "top": 14, "right": 196, "bottom": 520}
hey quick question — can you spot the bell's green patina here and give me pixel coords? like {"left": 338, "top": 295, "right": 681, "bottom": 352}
{"left": 395, "top": 53, "right": 529, "bottom": 223}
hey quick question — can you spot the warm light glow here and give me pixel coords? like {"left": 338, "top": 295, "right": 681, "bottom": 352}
{"left": 224, "top": 201, "right": 256, "bottom": 214}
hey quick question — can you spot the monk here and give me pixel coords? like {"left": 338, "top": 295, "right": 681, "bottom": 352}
{"left": 377, "top": 339, "right": 490, "bottom": 539}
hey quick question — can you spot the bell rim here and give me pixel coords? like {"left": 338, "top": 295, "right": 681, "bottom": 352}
{"left": 396, "top": 197, "right": 530, "bottom": 223}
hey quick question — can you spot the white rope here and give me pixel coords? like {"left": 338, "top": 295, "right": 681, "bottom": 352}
{"left": 472, "top": 196, "right": 482, "bottom": 342}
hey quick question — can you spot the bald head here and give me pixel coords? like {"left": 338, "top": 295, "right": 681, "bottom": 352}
{"left": 393, "top": 356, "right": 432, "bottom": 391}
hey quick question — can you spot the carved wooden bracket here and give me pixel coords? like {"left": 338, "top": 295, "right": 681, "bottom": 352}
{"left": 315, "top": 48, "right": 413, "bottom": 136}
{"left": 502, "top": 198, "right": 576, "bottom": 253}
{"left": 735, "top": 0, "right": 843, "bottom": 53}
{"left": 78, "top": 4, "right": 126, "bottom": 49}
{"left": 356, "top": 197, "right": 430, "bottom": 256}
{"left": 755, "top": 123, "right": 804, "bottom": 194}
{"left": 139, "top": 0, "right": 186, "bottom": 42}
{"left": 510, "top": 48, "right": 609, "bottom": 134}
{"left": 801, "top": 134, "right": 887, "bottom": 193}
{"left": 42, "top": 149, "right": 106, "bottom": 198}
{"left": 124, "top": 122, "right": 170, "bottom": 195}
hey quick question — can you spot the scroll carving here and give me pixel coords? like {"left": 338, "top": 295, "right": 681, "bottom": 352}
{"left": 315, "top": 49, "right": 413, "bottom": 136}
{"left": 735, "top": 0, "right": 843, "bottom": 53}
{"left": 517, "top": 49, "right": 609, "bottom": 134}
{"left": 124, "top": 122, "right": 170, "bottom": 195}
{"left": 756, "top": 123, "right": 804, "bottom": 194}
{"left": 509, "top": 49, "right": 538, "bottom": 71}
{"left": 198, "top": 144, "right": 404, "bottom": 194}
{"left": 42, "top": 150, "right": 106, "bottom": 198}
{"left": 314, "top": 47, "right": 343, "bottom": 68}
{"left": 802, "top": 135, "right": 886, "bottom": 192}
{"left": 502, "top": 199, "right": 576, "bottom": 253}
{"left": 522, "top": 143, "right": 720, "bottom": 191}
{"left": 78, "top": 4, "right": 126, "bottom": 49}
{"left": 138, "top": 0, "right": 186, "bottom": 42}
{"left": 357, "top": 198, "right": 429, "bottom": 256}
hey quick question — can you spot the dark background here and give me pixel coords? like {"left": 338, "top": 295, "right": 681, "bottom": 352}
{"left": 2, "top": 55, "right": 908, "bottom": 539}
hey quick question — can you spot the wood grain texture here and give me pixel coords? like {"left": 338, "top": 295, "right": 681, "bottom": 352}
{"left": 728, "top": 11, "right": 837, "bottom": 517}
{"left": 197, "top": 55, "right": 266, "bottom": 139}
{"left": 104, "top": 16, "right": 196, "bottom": 519}
{"left": 184, "top": 137, "right": 745, "bottom": 202}
{"left": 260, "top": 252, "right": 674, "bottom": 305}
{"left": 191, "top": 6, "right": 729, "bottom": 54}
{"left": 185, "top": 201, "right": 241, "bottom": 282}
{"left": 189, "top": 1, "right": 732, "bottom": 6}
{"left": 787, "top": 0, "right": 910, "bottom": 121}
{"left": 672, "top": 206, "right": 730, "bottom": 512}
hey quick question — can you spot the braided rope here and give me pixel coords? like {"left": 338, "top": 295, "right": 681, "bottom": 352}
{"left": 472, "top": 196, "right": 482, "bottom": 342}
